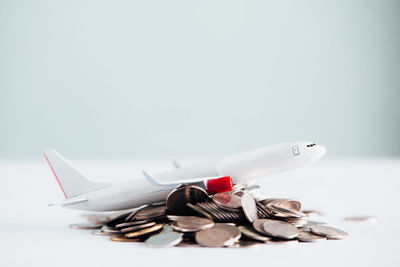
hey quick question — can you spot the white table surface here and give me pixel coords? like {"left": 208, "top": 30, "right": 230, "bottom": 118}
{"left": 1, "top": 158, "right": 399, "bottom": 267}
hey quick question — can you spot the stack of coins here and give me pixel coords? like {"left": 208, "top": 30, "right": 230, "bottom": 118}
{"left": 70, "top": 185, "right": 350, "bottom": 247}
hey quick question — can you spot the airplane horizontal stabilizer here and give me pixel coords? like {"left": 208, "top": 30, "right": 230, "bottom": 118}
{"left": 48, "top": 197, "right": 88, "bottom": 207}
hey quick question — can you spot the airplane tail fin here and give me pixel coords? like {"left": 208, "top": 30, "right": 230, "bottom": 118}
{"left": 43, "top": 150, "right": 111, "bottom": 198}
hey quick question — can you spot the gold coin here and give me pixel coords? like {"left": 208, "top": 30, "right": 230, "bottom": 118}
{"left": 125, "top": 224, "right": 164, "bottom": 238}
{"left": 109, "top": 236, "right": 141, "bottom": 242}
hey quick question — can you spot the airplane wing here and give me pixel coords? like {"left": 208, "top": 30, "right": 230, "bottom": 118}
{"left": 48, "top": 197, "right": 88, "bottom": 207}
{"left": 142, "top": 171, "right": 225, "bottom": 186}
{"left": 171, "top": 160, "right": 181, "bottom": 169}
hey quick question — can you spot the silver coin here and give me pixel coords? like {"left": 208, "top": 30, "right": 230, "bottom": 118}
{"left": 241, "top": 193, "right": 258, "bottom": 223}
{"left": 255, "top": 201, "right": 273, "bottom": 218}
{"left": 195, "top": 228, "right": 234, "bottom": 247}
{"left": 238, "top": 226, "right": 271, "bottom": 242}
{"left": 166, "top": 215, "right": 194, "bottom": 221}
{"left": 120, "top": 221, "right": 157, "bottom": 233}
{"left": 302, "top": 221, "right": 327, "bottom": 231}
{"left": 213, "top": 191, "right": 242, "bottom": 210}
{"left": 115, "top": 220, "right": 149, "bottom": 229}
{"left": 171, "top": 222, "right": 194, "bottom": 232}
{"left": 186, "top": 203, "right": 214, "bottom": 220}
{"left": 269, "top": 204, "right": 307, "bottom": 218}
{"left": 196, "top": 202, "right": 242, "bottom": 223}
{"left": 145, "top": 231, "right": 183, "bottom": 247}
{"left": 197, "top": 202, "right": 217, "bottom": 221}
{"left": 282, "top": 217, "right": 309, "bottom": 227}
{"left": 101, "top": 225, "right": 121, "bottom": 234}
{"left": 262, "top": 198, "right": 301, "bottom": 211}
{"left": 106, "top": 211, "right": 134, "bottom": 226}
{"left": 174, "top": 217, "right": 214, "bottom": 232}
{"left": 91, "top": 230, "right": 111, "bottom": 236}
{"left": 163, "top": 224, "right": 174, "bottom": 232}
{"left": 166, "top": 185, "right": 210, "bottom": 215}
{"left": 213, "top": 224, "right": 241, "bottom": 245}
{"left": 124, "top": 209, "right": 140, "bottom": 222}
{"left": 297, "top": 231, "right": 326, "bottom": 242}
{"left": 69, "top": 223, "right": 103, "bottom": 230}
{"left": 310, "top": 225, "right": 348, "bottom": 239}
{"left": 197, "top": 202, "right": 228, "bottom": 222}
{"left": 260, "top": 198, "right": 276, "bottom": 206}
{"left": 263, "top": 220, "right": 299, "bottom": 239}
{"left": 135, "top": 206, "right": 167, "bottom": 220}
{"left": 344, "top": 216, "right": 377, "bottom": 223}
{"left": 252, "top": 219, "right": 274, "bottom": 236}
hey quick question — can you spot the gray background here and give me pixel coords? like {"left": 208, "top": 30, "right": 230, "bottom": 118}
{"left": 0, "top": 0, "right": 399, "bottom": 158}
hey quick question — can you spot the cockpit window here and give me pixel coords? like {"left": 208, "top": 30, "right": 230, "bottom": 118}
{"left": 306, "top": 143, "right": 316, "bottom": 147}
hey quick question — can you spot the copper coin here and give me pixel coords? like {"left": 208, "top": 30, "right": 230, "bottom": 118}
{"left": 166, "top": 185, "right": 209, "bottom": 215}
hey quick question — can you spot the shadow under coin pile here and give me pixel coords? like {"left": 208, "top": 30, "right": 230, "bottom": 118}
{"left": 70, "top": 185, "right": 348, "bottom": 247}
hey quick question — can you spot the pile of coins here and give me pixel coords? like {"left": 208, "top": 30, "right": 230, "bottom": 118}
{"left": 70, "top": 185, "right": 349, "bottom": 247}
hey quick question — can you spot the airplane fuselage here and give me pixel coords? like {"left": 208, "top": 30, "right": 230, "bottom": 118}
{"left": 63, "top": 142, "right": 326, "bottom": 211}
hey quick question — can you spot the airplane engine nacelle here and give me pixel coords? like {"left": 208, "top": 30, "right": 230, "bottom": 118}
{"left": 205, "top": 176, "right": 233, "bottom": 195}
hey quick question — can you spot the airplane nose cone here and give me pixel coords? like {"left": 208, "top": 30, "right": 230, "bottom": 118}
{"left": 314, "top": 145, "right": 327, "bottom": 159}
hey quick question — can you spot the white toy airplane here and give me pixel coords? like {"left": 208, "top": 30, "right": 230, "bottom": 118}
{"left": 44, "top": 141, "right": 326, "bottom": 211}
